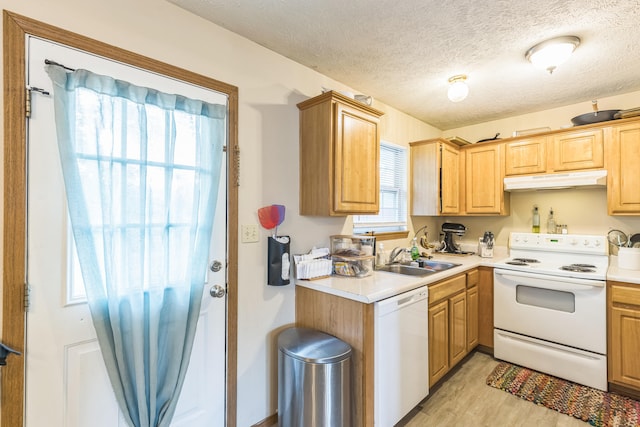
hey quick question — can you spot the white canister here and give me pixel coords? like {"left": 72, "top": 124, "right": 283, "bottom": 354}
{"left": 618, "top": 247, "right": 640, "bottom": 270}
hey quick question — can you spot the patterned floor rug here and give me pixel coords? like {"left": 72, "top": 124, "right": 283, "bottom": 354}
{"left": 486, "top": 362, "right": 640, "bottom": 427}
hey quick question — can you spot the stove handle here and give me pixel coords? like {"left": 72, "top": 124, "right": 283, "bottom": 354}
{"left": 495, "top": 269, "right": 605, "bottom": 288}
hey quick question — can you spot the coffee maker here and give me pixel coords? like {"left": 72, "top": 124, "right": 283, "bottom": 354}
{"left": 439, "top": 222, "right": 467, "bottom": 254}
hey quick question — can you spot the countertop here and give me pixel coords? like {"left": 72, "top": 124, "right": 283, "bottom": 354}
{"left": 607, "top": 256, "right": 640, "bottom": 285}
{"left": 296, "top": 249, "right": 640, "bottom": 303}
{"left": 295, "top": 248, "right": 509, "bottom": 303}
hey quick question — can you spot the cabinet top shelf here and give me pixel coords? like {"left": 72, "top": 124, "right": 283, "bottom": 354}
{"left": 428, "top": 116, "right": 640, "bottom": 149}
{"left": 297, "top": 90, "right": 384, "bottom": 117}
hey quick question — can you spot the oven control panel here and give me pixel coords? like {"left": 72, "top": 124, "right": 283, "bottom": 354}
{"left": 509, "top": 232, "right": 608, "bottom": 255}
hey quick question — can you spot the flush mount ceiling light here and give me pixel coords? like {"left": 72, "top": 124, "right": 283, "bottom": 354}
{"left": 447, "top": 74, "right": 468, "bottom": 102}
{"left": 525, "top": 36, "right": 580, "bottom": 74}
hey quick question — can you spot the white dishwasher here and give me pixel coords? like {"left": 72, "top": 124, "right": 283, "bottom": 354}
{"left": 374, "top": 285, "right": 429, "bottom": 426}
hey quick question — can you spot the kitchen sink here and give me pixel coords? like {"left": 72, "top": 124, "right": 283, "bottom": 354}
{"left": 420, "top": 260, "right": 462, "bottom": 271}
{"left": 376, "top": 260, "right": 461, "bottom": 276}
{"left": 376, "top": 264, "right": 436, "bottom": 276}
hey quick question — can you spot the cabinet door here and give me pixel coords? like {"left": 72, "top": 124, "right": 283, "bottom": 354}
{"left": 550, "top": 129, "right": 603, "bottom": 172}
{"left": 466, "top": 286, "right": 478, "bottom": 351}
{"left": 449, "top": 291, "right": 468, "bottom": 366}
{"left": 429, "top": 299, "right": 449, "bottom": 387}
{"left": 477, "top": 267, "right": 494, "bottom": 349}
{"left": 440, "top": 143, "right": 460, "bottom": 214}
{"left": 410, "top": 141, "right": 439, "bottom": 216}
{"left": 608, "top": 123, "right": 640, "bottom": 214}
{"left": 504, "top": 137, "right": 547, "bottom": 176}
{"left": 610, "top": 306, "right": 640, "bottom": 389}
{"left": 464, "top": 144, "right": 506, "bottom": 214}
{"left": 333, "top": 102, "right": 380, "bottom": 213}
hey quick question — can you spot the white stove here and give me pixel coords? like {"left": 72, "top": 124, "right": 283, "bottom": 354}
{"left": 493, "top": 232, "right": 608, "bottom": 280}
{"left": 493, "top": 232, "right": 609, "bottom": 391}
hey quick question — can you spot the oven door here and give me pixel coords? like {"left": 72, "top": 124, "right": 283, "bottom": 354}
{"left": 493, "top": 268, "right": 606, "bottom": 354}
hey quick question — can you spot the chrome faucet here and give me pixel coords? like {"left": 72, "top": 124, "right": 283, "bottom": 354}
{"left": 387, "top": 247, "right": 406, "bottom": 264}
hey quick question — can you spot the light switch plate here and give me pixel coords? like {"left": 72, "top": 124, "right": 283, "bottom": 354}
{"left": 241, "top": 224, "right": 259, "bottom": 243}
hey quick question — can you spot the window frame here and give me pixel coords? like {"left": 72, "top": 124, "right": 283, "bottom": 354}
{"left": 353, "top": 140, "right": 409, "bottom": 240}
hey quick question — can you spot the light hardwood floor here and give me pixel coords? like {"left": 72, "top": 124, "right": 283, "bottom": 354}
{"left": 399, "top": 351, "right": 588, "bottom": 427}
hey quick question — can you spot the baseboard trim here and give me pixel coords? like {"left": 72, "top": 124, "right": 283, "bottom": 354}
{"left": 608, "top": 382, "right": 640, "bottom": 401}
{"left": 251, "top": 413, "right": 277, "bottom": 427}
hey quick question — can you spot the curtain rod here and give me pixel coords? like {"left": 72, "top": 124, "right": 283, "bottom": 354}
{"left": 45, "top": 59, "right": 76, "bottom": 72}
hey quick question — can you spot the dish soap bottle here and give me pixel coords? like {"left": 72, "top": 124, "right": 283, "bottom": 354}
{"left": 547, "top": 208, "right": 556, "bottom": 234}
{"left": 411, "top": 237, "right": 420, "bottom": 261}
{"left": 532, "top": 205, "right": 540, "bottom": 233}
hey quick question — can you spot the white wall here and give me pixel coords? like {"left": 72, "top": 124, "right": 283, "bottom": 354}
{"left": 0, "top": 2, "right": 439, "bottom": 425}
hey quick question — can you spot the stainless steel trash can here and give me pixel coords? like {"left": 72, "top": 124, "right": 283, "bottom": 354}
{"left": 278, "top": 327, "right": 352, "bottom": 427}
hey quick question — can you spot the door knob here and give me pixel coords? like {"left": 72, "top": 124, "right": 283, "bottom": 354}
{"left": 0, "top": 342, "right": 21, "bottom": 366}
{"left": 209, "top": 285, "right": 226, "bottom": 298}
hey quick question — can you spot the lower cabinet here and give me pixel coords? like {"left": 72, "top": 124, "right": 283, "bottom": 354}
{"left": 295, "top": 268, "right": 483, "bottom": 425}
{"left": 477, "top": 266, "right": 494, "bottom": 349}
{"left": 466, "top": 269, "right": 479, "bottom": 350}
{"left": 428, "top": 299, "right": 449, "bottom": 385}
{"left": 428, "top": 273, "right": 468, "bottom": 387}
{"left": 295, "top": 286, "right": 375, "bottom": 427}
{"left": 608, "top": 281, "right": 640, "bottom": 391}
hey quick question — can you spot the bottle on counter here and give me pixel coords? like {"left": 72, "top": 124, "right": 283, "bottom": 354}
{"left": 376, "top": 243, "right": 387, "bottom": 266}
{"left": 411, "top": 237, "right": 420, "bottom": 261}
{"left": 547, "top": 208, "right": 556, "bottom": 234}
{"left": 532, "top": 205, "right": 540, "bottom": 233}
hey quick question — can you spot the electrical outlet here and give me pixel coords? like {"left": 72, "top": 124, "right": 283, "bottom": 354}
{"left": 241, "top": 224, "right": 259, "bottom": 243}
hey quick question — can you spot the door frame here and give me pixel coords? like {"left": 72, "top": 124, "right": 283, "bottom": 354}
{"left": 1, "top": 10, "right": 239, "bottom": 427}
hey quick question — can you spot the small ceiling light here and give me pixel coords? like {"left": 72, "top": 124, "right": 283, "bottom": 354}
{"left": 447, "top": 74, "right": 468, "bottom": 102}
{"left": 525, "top": 36, "right": 580, "bottom": 74}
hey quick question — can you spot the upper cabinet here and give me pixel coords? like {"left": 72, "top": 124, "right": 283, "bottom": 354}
{"left": 549, "top": 128, "right": 604, "bottom": 172}
{"left": 505, "top": 128, "right": 604, "bottom": 176}
{"left": 298, "top": 91, "right": 384, "bottom": 216}
{"left": 504, "top": 136, "right": 548, "bottom": 176}
{"left": 410, "top": 139, "right": 461, "bottom": 216}
{"left": 607, "top": 122, "right": 640, "bottom": 214}
{"left": 464, "top": 142, "right": 510, "bottom": 215}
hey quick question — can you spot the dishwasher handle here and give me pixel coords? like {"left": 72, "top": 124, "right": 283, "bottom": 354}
{"left": 376, "top": 286, "right": 429, "bottom": 316}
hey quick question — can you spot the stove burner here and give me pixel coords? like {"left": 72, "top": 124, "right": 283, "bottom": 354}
{"left": 512, "top": 258, "right": 540, "bottom": 263}
{"left": 560, "top": 264, "right": 596, "bottom": 273}
{"left": 506, "top": 261, "right": 529, "bottom": 266}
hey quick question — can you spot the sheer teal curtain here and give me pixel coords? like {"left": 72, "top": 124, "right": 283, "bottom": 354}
{"left": 46, "top": 64, "right": 226, "bottom": 427}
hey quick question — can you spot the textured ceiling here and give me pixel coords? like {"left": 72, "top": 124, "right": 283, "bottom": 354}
{"left": 167, "top": 0, "right": 640, "bottom": 130}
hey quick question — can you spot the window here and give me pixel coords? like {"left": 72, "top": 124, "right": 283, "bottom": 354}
{"left": 353, "top": 141, "right": 407, "bottom": 234}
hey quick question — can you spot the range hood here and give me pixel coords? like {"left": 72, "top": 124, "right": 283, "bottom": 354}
{"left": 504, "top": 170, "right": 607, "bottom": 191}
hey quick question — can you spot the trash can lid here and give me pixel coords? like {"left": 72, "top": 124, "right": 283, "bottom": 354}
{"left": 278, "top": 327, "right": 352, "bottom": 363}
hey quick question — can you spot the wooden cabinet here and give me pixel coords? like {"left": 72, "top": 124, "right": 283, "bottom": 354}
{"left": 608, "top": 281, "right": 640, "bottom": 391}
{"left": 504, "top": 136, "right": 548, "bottom": 176}
{"left": 505, "top": 128, "right": 603, "bottom": 176}
{"left": 466, "top": 269, "right": 479, "bottom": 350}
{"left": 428, "top": 299, "right": 449, "bottom": 385}
{"left": 296, "top": 267, "right": 482, "bottom": 425}
{"left": 295, "top": 286, "right": 375, "bottom": 426}
{"left": 477, "top": 266, "right": 494, "bottom": 350}
{"left": 463, "top": 142, "right": 510, "bottom": 215}
{"left": 550, "top": 128, "right": 604, "bottom": 172}
{"left": 428, "top": 274, "right": 467, "bottom": 386}
{"left": 410, "top": 138, "right": 461, "bottom": 215}
{"left": 298, "top": 91, "right": 383, "bottom": 216}
{"left": 607, "top": 122, "right": 640, "bottom": 214}
{"left": 449, "top": 291, "right": 468, "bottom": 366}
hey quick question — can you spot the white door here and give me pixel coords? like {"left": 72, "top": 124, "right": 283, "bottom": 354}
{"left": 25, "top": 36, "right": 227, "bottom": 426}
